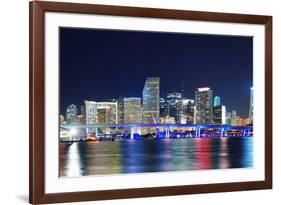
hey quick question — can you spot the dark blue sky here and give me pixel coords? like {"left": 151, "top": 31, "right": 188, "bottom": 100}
{"left": 59, "top": 27, "right": 253, "bottom": 118}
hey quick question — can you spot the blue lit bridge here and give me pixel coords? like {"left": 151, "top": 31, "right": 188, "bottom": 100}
{"left": 61, "top": 124, "right": 253, "bottom": 140}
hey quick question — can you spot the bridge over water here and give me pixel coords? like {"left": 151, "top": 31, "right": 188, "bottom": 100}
{"left": 61, "top": 123, "right": 253, "bottom": 140}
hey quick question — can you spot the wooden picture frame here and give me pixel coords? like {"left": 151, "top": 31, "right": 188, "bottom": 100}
{"left": 29, "top": 1, "right": 272, "bottom": 204}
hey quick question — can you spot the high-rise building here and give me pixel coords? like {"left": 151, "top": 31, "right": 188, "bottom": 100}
{"left": 124, "top": 98, "right": 142, "bottom": 124}
{"left": 166, "top": 92, "right": 181, "bottom": 123}
{"left": 66, "top": 104, "right": 78, "bottom": 125}
{"left": 195, "top": 87, "right": 213, "bottom": 124}
{"left": 159, "top": 98, "right": 168, "bottom": 118}
{"left": 117, "top": 97, "right": 125, "bottom": 124}
{"left": 248, "top": 87, "right": 253, "bottom": 125}
{"left": 84, "top": 100, "right": 117, "bottom": 125}
{"left": 231, "top": 110, "right": 237, "bottom": 126}
{"left": 213, "top": 96, "right": 221, "bottom": 107}
{"left": 142, "top": 77, "right": 160, "bottom": 124}
{"left": 213, "top": 105, "right": 226, "bottom": 125}
{"left": 178, "top": 99, "right": 194, "bottom": 124}
{"left": 80, "top": 105, "right": 86, "bottom": 125}
{"left": 226, "top": 111, "right": 232, "bottom": 125}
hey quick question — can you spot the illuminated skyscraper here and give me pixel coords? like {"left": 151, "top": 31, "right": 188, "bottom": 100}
{"left": 124, "top": 98, "right": 142, "bottom": 124}
{"left": 195, "top": 87, "right": 213, "bottom": 124}
{"left": 159, "top": 98, "right": 168, "bottom": 118}
{"left": 166, "top": 92, "right": 181, "bottom": 123}
{"left": 178, "top": 99, "right": 194, "bottom": 124}
{"left": 117, "top": 97, "right": 125, "bottom": 124}
{"left": 66, "top": 104, "right": 78, "bottom": 125}
{"left": 213, "top": 96, "right": 221, "bottom": 107}
{"left": 142, "top": 77, "right": 160, "bottom": 124}
{"left": 84, "top": 100, "right": 117, "bottom": 125}
{"left": 226, "top": 111, "right": 232, "bottom": 125}
{"left": 248, "top": 87, "right": 253, "bottom": 124}
{"left": 231, "top": 110, "right": 237, "bottom": 126}
{"left": 213, "top": 105, "right": 226, "bottom": 125}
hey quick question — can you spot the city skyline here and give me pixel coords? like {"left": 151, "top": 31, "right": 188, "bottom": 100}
{"left": 60, "top": 27, "right": 253, "bottom": 118}
{"left": 62, "top": 77, "right": 252, "bottom": 127}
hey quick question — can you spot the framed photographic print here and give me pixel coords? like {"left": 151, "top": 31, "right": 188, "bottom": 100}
{"left": 29, "top": 1, "right": 272, "bottom": 204}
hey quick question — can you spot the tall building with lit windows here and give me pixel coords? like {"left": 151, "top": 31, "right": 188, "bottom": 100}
{"left": 213, "top": 105, "right": 226, "bottom": 125}
{"left": 213, "top": 96, "right": 221, "bottom": 107}
{"left": 248, "top": 87, "right": 253, "bottom": 125}
{"left": 142, "top": 77, "right": 160, "bottom": 124}
{"left": 117, "top": 97, "right": 125, "bottom": 124}
{"left": 66, "top": 104, "right": 78, "bottom": 125}
{"left": 84, "top": 100, "right": 117, "bottom": 125}
{"left": 159, "top": 98, "right": 168, "bottom": 118}
{"left": 178, "top": 99, "right": 194, "bottom": 124}
{"left": 124, "top": 98, "right": 142, "bottom": 124}
{"left": 166, "top": 92, "right": 181, "bottom": 123}
{"left": 195, "top": 87, "right": 213, "bottom": 124}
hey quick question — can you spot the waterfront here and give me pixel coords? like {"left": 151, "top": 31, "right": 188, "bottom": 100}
{"left": 59, "top": 137, "right": 253, "bottom": 177}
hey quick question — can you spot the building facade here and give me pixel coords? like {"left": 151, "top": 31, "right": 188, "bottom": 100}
{"left": 124, "top": 98, "right": 142, "bottom": 124}
{"left": 159, "top": 97, "right": 168, "bottom": 118}
{"left": 166, "top": 92, "right": 181, "bottom": 123}
{"left": 66, "top": 104, "right": 78, "bottom": 125}
{"left": 213, "top": 105, "right": 226, "bottom": 125}
{"left": 248, "top": 87, "right": 253, "bottom": 125}
{"left": 195, "top": 87, "right": 213, "bottom": 124}
{"left": 117, "top": 97, "right": 125, "bottom": 124}
{"left": 84, "top": 100, "right": 118, "bottom": 125}
{"left": 178, "top": 99, "right": 194, "bottom": 124}
{"left": 142, "top": 77, "right": 160, "bottom": 124}
{"left": 213, "top": 96, "right": 221, "bottom": 107}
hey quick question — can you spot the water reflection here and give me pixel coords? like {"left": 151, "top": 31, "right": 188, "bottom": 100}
{"left": 59, "top": 137, "right": 253, "bottom": 177}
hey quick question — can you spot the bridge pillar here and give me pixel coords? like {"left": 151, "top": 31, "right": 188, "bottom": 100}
{"left": 165, "top": 127, "right": 169, "bottom": 138}
{"left": 221, "top": 128, "right": 224, "bottom": 138}
{"left": 95, "top": 128, "right": 98, "bottom": 137}
{"left": 242, "top": 129, "right": 246, "bottom": 137}
{"left": 248, "top": 128, "right": 251, "bottom": 137}
{"left": 130, "top": 127, "right": 135, "bottom": 140}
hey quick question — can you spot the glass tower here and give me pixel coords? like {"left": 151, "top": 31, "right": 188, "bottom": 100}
{"left": 248, "top": 87, "right": 253, "bottom": 124}
{"left": 142, "top": 77, "right": 160, "bottom": 124}
{"left": 66, "top": 104, "right": 78, "bottom": 125}
{"left": 166, "top": 92, "right": 182, "bottom": 123}
{"left": 195, "top": 87, "right": 213, "bottom": 124}
{"left": 213, "top": 96, "right": 221, "bottom": 107}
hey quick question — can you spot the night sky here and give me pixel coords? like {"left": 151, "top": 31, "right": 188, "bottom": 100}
{"left": 59, "top": 27, "right": 253, "bottom": 118}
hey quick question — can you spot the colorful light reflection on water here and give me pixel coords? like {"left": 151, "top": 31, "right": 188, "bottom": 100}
{"left": 59, "top": 137, "right": 253, "bottom": 177}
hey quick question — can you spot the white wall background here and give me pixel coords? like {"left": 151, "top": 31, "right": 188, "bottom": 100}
{"left": 0, "top": 0, "right": 279, "bottom": 204}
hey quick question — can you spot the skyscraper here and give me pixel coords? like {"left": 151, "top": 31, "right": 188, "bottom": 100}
{"left": 178, "top": 99, "right": 194, "bottom": 124}
{"left": 117, "top": 97, "right": 125, "bottom": 124}
{"left": 66, "top": 104, "right": 78, "bottom": 125}
{"left": 142, "top": 77, "right": 160, "bottom": 124}
{"left": 166, "top": 92, "right": 182, "bottom": 123}
{"left": 231, "top": 110, "right": 237, "bottom": 126}
{"left": 195, "top": 87, "right": 213, "bottom": 124}
{"left": 124, "top": 98, "right": 142, "bottom": 124}
{"left": 248, "top": 87, "right": 253, "bottom": 124}
{"left": 213, "top": 96, "right": 221, "bottom": 107}
{"left": 80, "top": 105, "right": 86, "bottom": 125}
{"left": 159, "top": 97, "right": 168, "bottom": 118}
{"left": 213, "top": 105, "right": 226, "bottom": 125}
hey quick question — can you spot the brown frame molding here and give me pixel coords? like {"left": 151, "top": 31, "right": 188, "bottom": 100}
{"left": 29, "top": 1, "right": 272, "bottom": 204}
